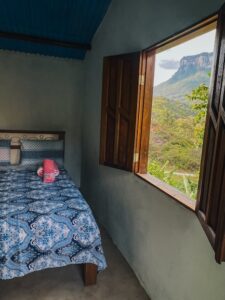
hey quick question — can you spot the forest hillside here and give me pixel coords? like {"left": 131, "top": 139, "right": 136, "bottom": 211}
{"left": 148, "top": 52, "right": 212, "bottom": 200}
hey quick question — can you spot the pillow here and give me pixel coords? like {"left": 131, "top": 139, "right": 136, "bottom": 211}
{"left": 20, "top": 139, "right": 64, "bottom": 167}
{"left": 0, "top": 139, "right": 11, "bottom": 166}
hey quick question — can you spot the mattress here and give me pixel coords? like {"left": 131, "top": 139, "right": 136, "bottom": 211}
{"left": 0, "top": 166, "right": 106, "bottom": 279}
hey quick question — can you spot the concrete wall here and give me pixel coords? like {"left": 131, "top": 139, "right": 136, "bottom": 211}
{"left": 81, "top": 0, "right": 225, "bottom": 299}
{"left": 0, "top": 50, "right": 83, "bottom": 185}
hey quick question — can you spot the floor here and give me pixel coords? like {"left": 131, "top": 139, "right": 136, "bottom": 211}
{"left": 0, "top": 230, "right": 150, "bottom": 300}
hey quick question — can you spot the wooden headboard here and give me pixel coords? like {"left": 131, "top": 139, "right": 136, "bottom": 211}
{"left": 0, "top": 129, "right": 65, "bottom": 148}
{"left": 0, "top": 130, "right": 65, "bottom": 164}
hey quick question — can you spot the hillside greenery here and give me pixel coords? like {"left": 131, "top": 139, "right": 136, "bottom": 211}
{"left": 154, "top": 71, "right": 211, "bottom": 101}
{"left": 148, "top": 83, "right": 208, "bottom": 200}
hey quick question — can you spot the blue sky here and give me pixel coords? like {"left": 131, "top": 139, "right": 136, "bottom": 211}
{"left": 154, "top": 29, "right": 216, "bottom": 86}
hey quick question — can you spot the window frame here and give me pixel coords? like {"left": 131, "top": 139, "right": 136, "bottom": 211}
{"left": 135, "top": 14, "right": 218, "bottom": 211}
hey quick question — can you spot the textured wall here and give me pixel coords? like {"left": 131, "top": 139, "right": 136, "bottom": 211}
{"left": 0, "top": 50, "right": 83, "bottom": 185}
{"left": 81, "top": 0, "right": 225, "bottom": 299}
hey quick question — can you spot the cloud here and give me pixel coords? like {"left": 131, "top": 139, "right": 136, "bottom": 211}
{"left": 159, "top": 59, "right": 179, "bottom": 70}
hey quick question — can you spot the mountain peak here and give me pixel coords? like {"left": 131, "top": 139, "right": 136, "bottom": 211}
{"left": 154, "top": 52, "right": 213, "bottom": 100}
{"left": 180, "top": 52, "right": 213, "bottom": 68}
{"left": 169, "top": 52, "right": 213, "bottom": 83}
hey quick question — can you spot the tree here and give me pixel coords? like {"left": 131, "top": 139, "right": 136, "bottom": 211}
{"left": 186, "top": 82, "right": 209, "bottom": 147}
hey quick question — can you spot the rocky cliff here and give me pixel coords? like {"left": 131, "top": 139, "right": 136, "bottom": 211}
{"left": 154, "top": 52, "right": 213, "bottom": 100}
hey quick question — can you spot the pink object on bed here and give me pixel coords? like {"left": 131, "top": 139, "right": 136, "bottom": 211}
{"left": 37, "top": 167, "right": 44, "bottom": 177}
{"left": 37, "top": 159, "right": 59, "bottom": 183}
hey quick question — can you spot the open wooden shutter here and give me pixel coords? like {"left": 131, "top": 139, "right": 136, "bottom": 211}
{"left": 134, "top": 51, "right": 155, "bottom": 174}
{"left": 197, "top": 4, "right": 225, "bottom": 263}
{"left": 100, "top": 52, "right": 142, "bottom": 171}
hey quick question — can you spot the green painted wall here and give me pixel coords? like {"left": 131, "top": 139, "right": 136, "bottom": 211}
{"left": 81, "top": 0, "right": 225, "bottom": 299}
{"left": 0, "top": 50, "right": 84, "bottom": 185}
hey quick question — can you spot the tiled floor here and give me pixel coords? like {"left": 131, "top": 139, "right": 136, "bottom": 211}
{"left": 0, "top": 231, "right": 150, "bottom": 300}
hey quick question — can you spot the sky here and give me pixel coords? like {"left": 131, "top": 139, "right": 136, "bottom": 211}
{"left": 154, "top": 29, "right": 216, "bottom": 86}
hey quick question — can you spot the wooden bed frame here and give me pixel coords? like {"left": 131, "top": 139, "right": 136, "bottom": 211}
{"left": 83, "top": 263, "right": 98, "bottom": 286}
{"left": 0, "top": 129, "right": 98, "bottom": 286}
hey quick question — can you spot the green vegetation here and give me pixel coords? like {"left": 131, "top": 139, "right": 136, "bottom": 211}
{"left": 148, "top": 82, "right": 209, "bottom": 200}
{"left": 154, "top": 70, "right": 211, "bottom": 101}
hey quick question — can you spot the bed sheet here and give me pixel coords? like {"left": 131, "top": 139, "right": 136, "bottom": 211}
{"left": 0, "top": 167, "right": 106, "bottom": 279}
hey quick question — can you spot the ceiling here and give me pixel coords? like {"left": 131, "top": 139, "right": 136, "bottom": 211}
{"left": 0, "top": 0, "right": 111, "bottom": 59}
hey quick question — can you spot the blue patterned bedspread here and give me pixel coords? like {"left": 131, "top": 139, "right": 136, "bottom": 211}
{"left": 0, "top": 167, "right": 106, "bottom": 280}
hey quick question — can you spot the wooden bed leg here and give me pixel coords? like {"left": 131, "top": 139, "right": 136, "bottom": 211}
{"left": 83, "top": 263, "right": 97, "bottom": 286}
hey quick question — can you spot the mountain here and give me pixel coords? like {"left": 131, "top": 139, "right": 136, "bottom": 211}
{"left": 154, "top": 52, "right": 213, "bottom": 100}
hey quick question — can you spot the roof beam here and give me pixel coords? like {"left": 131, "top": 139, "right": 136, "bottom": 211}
{"left": 0, "top": 30, "right": 91, "bottom": 51}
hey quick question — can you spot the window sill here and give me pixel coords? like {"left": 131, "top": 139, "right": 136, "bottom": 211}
{"left": 136, "top": 173, "right": 196, "bottom": 212}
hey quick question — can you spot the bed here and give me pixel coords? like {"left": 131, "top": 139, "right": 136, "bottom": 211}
{"left": 0, "top": 130, "right": 106, "bottom": 285}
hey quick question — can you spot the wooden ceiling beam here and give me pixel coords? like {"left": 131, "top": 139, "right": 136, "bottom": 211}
{"left": 0, "top": 30, "right": 91, "bottom": 50}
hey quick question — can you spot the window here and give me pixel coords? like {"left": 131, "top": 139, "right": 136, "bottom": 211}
{"left": 147, "top": 27, "right": 216, "bottom": 202}
{"left": 135, "top": 20, "right": 218, "bottom": 211}
{"left": 100, "top": 3, "right": 225, "bottom": 263}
